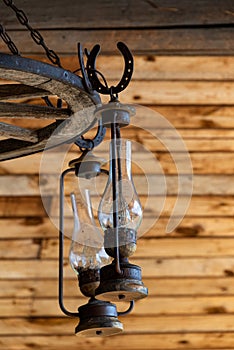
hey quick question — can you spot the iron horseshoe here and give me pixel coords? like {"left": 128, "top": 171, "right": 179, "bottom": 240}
{"left": 86, "top": 41, "right": 134, "bottom": 95}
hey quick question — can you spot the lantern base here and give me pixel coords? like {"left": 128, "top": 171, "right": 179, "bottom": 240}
{"left": 104, "top": 228, "right": 137, "bottom": 258}
{"left": 95, "top": 260, "right": 148, "bottom": 302}
{"left": 75, "top": 298, "right": 123, "bottom": 337}
{"left": 78, "top": 268, "right": 100, "bottom": 297}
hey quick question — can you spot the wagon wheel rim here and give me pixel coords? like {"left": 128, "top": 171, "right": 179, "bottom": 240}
{"left": 0, "top": 53, "right": 100, "bottom": 161}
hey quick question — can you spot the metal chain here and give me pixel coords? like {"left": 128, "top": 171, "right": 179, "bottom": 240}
{"left": 2, "top": 0, "right": 62, "bottom": 67}
{"left": 0, "top": 23, "right": 20, "bottom": 55}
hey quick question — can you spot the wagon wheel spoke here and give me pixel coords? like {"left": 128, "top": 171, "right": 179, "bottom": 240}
{"left": 0, "top": 102, "right": 70, "bottom": 120}
{"left": 0, "top": 122, "right": 38, "bottom": 142}
{"left": 0, "top": 84, "right": 49, "bottom": 100}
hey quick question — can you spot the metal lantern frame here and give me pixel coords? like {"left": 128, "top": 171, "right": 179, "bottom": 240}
{"left": 59, "top": 166, "right": 135, "bottom": 333}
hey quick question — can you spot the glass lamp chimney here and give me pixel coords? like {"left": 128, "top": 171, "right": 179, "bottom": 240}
{"left": 95, "top": 121, "right": 148, "bottom": 302}
{"left": 69, "top": 190, "right": 110, "bottom": 297}
{"left": 98, "top": 139, "right": 142, "bottom": 257}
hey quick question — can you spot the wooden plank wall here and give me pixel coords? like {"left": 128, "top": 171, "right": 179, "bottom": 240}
{"left": 0, "top": 1, "right": 234, "bottom": 349}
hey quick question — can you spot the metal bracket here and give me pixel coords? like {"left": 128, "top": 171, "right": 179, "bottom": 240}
{"left": 75, "top": 119, "right": 106, "bottom": 150}
{"left": 77, "top": 42, "right": 93, "bottom": 94}
{"left": 86, "top": 42, "right": 134, "bottom": 96}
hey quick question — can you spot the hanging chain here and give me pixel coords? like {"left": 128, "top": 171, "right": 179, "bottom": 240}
{"left": 0, "top": 23, "right": 20, "bottom": 55}
{"left": 2, "top": 0, "right": 62, "bottom": 67}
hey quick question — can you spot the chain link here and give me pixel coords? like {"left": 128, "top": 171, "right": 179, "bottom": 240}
{"left": 2, "top": 0, "right": 62, "bottom": 67}
{"left": 0, "top": 23, "right": 20, "bottom": 55}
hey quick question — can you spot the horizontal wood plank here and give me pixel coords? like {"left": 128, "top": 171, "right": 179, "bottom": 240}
{"left": 0, "top": 195, "right": 232, "bottom": 217}
{"left": 2, "top": 0, "right": 234, "bottom": 29}
{"left": 0, "top": 174, "right": 233, "bottom": 196}
{"left": 0, "top": 333, "right": 233, "bottom": 350}
{"left": 0, "top": 239, "right": 40, "bottom": 259}
{"left": 1, "top": 277, "right": 234, "bottom": 298}
{"left": 2, "top": 105, "right": 234, "bottom": 129}
{"left": 0, "top": 217, "right": 233, "bottom": 239}
{"left": 26, "top": 55, "right": 234, "bottom": 81}
{"left": 0, "top": 196, "right": 50, "bottom": 217}
{"left": 140, "top": 138, "right": 234, "bottom": 152}
{"left": 51, "top": 196, "right": 234, "bottom": 218}
{"left": 9, "top": 81, "right": 234, "bottom": 104}
{"left": 2, "top": 236, "right": 234, "bottom": 260}
{"left": 1, "top": 28, "right": 234, "bottom": 55}
{"left": 2, "top": 120, "right": 234, "bottom": 139}
{"left": 39, "top": 237, "right": 234, "bottom": 260}
{"left": 2, "top": 105, "right": 233, "bottom": 139}
{"left": 116, "top": 81, "right": 234, "bottom": 105}
{"left": 1, "top": 151, "right": 234, "bottom": 175}
{"left": 1, "top": 314, "right": 234, "bottom": 334}
{"left": 148, "top": 106, "right": 234, "bottom": 129}
{"left": 1, "top": 257, "right": 234, "bottom": 278}
{"left": 1, "top": 295, "right": 234, "bottom": 317}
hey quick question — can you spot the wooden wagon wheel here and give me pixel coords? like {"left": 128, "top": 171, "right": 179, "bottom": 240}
{"left": 0, "top": 53, "right": 100, "bottom": 161}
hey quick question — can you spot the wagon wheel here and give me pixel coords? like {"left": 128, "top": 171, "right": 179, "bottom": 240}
{"left": 0, "top": 53, "right": 100, "bottom": 161}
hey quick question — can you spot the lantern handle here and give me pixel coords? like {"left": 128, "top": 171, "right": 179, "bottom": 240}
{"left": 117, "top": 301, "right": 135, "bottom": 316}
{"left": 59, "top": 168, "right": 80, "bottom": 318}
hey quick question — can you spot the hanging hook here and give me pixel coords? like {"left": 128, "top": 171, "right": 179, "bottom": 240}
{"left": 77, "top": 42, "right": 93, "bottom": 93}
{"left": 86, "top": 42, "right": 134, "bottom": 96}
{"left": 75, "top": 118, "right": 106, "bottom": 151}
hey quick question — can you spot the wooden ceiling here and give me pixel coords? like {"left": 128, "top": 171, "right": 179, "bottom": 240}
{"left": 0, "top": 0, "right": 234, "bottom": 349}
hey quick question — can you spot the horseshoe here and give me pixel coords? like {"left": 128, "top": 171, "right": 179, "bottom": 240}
{"left": 86, "top": 41, "right": 134, "bottom": 96}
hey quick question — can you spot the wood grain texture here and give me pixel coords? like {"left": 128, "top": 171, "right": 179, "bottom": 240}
{"left": 1, "top": 28, "right": 234, "bottom": 55}
{"left": 39, "top": 237, "right": 234, "bottom": 259}
{"left": 1, "top": 314, "right": 234, "bottom": 334}
{"left": 1, "top": 295, "right": 234, "bottom": 317}
{"left": 0, "top": 217, "right": 233, "bottom": 239}
{"left": 0, "top": 122, "right": 38, "bottom": 141}
{"left": 0, "top": 174, "right": 233, "bottom": 195}
{"left": 2, "top": 236, "right": 234, "bottom": 260}
{"left": 1, "top": 257, "right": 234, "bottom": 278}
{"left": 2, "top": 0, "right": 234, "bottom": 29}
{"left": 0, "top": 84, "right": 48, "bottom": 100}
{"left": 0, "top": 102, "right": 70, "bottom": 119}
{"left": 50, "top": 195, "right": 234, "bottom": 218}
{"left": 7, "top": 81, "right": 234, "bottom": 105}
{"left": 0, "top": 195, "right": 233, "bottom": 217}
{"left": 5, "top": 55, "right": 234, "bottom": 81}
{"left": 0, "top": 2, "right": 234, "bottom": 348}
{"left": 2, "top": 105, "right": 233, "bottom": 129}
{"left": 1, "top": 277, "right": 234, "bottom": 298}
{"left": 0, "top": 333, "right": 233, "bottom": 350}
{"left": 1, "top": 151, "right": 234, "bottom": 175}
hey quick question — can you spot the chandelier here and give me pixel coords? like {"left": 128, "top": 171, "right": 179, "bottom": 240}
{"left": 0, "top": 0, "right": 149, "bottom": 337}
{"left": 0, "top": 0, "right": 193, "bottom": 338}
{"left": 58, "top": 42, "right": 149, "bottom": 337}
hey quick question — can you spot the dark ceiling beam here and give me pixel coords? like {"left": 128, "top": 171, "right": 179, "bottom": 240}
{"left": 1, "top": 0, "right": 233, "bottom": 55}
{"left": 1, "top": 0, "right": 234, "bottom": 29}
